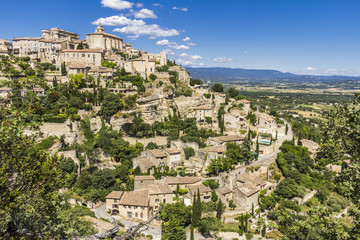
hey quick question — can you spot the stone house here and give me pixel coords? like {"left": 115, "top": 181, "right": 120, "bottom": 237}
{"left": 233, "top": 182, "right": 260, "bottom": 212}
{"left": 165, "top": 176, "right": 202, "bottom": 192}
{"left": 105, "top": 189, "right": 151, "bottom": 221}
{"left": 132, "top": 149, "right": 168, "bottom": 172}
{"left": 257, "top": 113, "right": 276, "bottom": 129}
{"left": 132, "top": 156, "right": 155, "bottom": 172}
{"left": 237, "top": 175, "right": 267, "bottom": 191}
{"left": 134, "top": 175, "right": 155, "bottom": 190}
{"left": 166, "top": 148, "right": 182, "bottom": 167}
{"left": 224, "top": 109, "right": 246, "bottom": 130}
{"left": 196, "top": 105, "right": 212, "bottom": 122}
{"left": 0, "top": 39, "right": 12, "bottom": 55}
{"left": 214, "top": 93, "right": 226, "bottom": 107}
{"left": 216, "top": 186, "right": 233, "bottom": 205}
{"left": 188, "top": 184, "right": 212, "bottom": 202}
{"left": 239, "top": 99, "right": 251, "bottom": 114}
{"left": 147, "top": 149, "right": 168, "bottom": 166}
{"left": 200, "top": 146, "right": 227, "bottom": 160}
{"left": 148, "top": 182, "right": 174, "bottom": 211}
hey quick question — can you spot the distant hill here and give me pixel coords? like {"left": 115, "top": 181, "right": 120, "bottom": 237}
{"left": 186, "top": 67, "right": 360, "bottom": 82}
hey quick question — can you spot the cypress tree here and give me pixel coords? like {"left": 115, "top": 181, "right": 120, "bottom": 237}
{"left": 285, "top": 124, "right": 289, "bottom": 135}
{"left": 216, "top": 199, "right": 224, "bottom": 219}
{"left": 176, "top": 184, "right": 179, "bottom": 197}
{"left": 245, "top": 213, "right": 248, "bottom": 232}
{"left": 262, "top": 225, "right": 266, "bottom": 237}
{"left": 252, "top": 203, "right": 255, "bottom": 216}
{"left": 190, "top": 225, "right": 194, "bottom": 240}
{"left": 240, "top": 214, "right": 244, "bottom": 231}
{"left": 197, "top": 188, "right": 202, "bottom": 218}
{"left": 61, "top": 62, "right": 67, "bottom": 76}
{"left": 256, "top": 137, "right": 259, "bottom": 154}
{"left": 52, "top": 76, "right": 58, "bottom": 89}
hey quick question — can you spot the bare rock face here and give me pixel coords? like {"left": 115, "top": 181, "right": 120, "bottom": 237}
{"left": 39, "top": 120, "right": 83, "bottom": 145}
{"left": 174, "top": 95, "right": 205, "bottom": 118}
{"left": 109, "top": 116, "right": 132, "bottom": 132}
{"left": 136, "top": 89, "right": 170, "bottom": 124}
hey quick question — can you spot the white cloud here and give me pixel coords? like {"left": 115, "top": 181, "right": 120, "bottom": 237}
{"left": 164, "top": 49, "right": 175, "bottom": 55}
{"left": 173, "top": 7, "right": 188, "bottom": 12}
{"left": 187, "top": 43, "right": 196, "bottom": 46}
{"left": 156, "top": 39, "right": 190, "bottom": 49}
{"left": 156, "top": 39, "right": 172, "bottom": 46}
{"left": 92, "top": 15, "right": 145, "bottom": 26}
{"left": 182, "top": 37, "right": 190, "bottom": 41}
{"left": 101, "top": 0, "right": 133, "bottom": 10}
{"left": 136, "top": 3, "right": 143, "bottom": 8}
{"left": 127, "top": 35, "right": 139, "bottom": 40}
{"left": 306, "top": 66, "right": 317, "bottom": 71}
{"left": 244, "top": 50, "right": 248, "bottom": 54}
{"left": 179, "top": 53, "right": 202, "bottom": 60}
{"left": 153, "top": 3, "right": 161, "bottom": 7}
{"left": 176, "top": 59, "right": 204, "bottom": 67}
{"left": 213, "top": 57, "right": 232, "bottom": 63}
{"left": 173, "top": 45, "right": 190, "bottom": 50}
{"left": 114, "top": 24, "right": 179, "bottom": 38}
{"left": 133, "top": 8, "right": 157, "bottom": 19}
{"left": 93, "top": 15, "right": 179, "bottom": 38}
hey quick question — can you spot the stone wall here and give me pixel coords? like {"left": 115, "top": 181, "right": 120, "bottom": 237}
{"left": 123, "top": 136, "right": 168, "bottom": 146}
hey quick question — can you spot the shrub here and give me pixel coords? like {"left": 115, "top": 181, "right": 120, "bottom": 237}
{"left": 184, "top": 147, "right": 195, "bottom": 160}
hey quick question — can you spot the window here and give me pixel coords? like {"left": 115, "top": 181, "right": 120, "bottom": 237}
{"left": 140, "top": 213, "right": 143, "bottom": 218}
{"left": 82, "top": 54, "right": 85, "bottom": 57}
{"left": 135, "top": 212, "right": 138, "bottom": 217}
{"left": 155, "top": 199, "right": 159, "bottom": 202}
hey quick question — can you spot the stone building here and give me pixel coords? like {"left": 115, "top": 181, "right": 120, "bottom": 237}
{"left": 234, "top": 182, "right": 260, "bottom": 212}
{"left": 86, "top": 25, "right": 124, "bottom": 52}
{"left": 134, "top": 175, "right": 155, "bottom": 190}
{"left": 216, "top": 186, "right": 233, "bottom": 205}
{"left": 105, "top": 190, "right": 151, "bottom": 221}
{"left": 147, "top": 182, "right": 174, "bottom": 210}
{"left": 61, "top": 49, "right": 103, "bottom": 67}
{"left": 165, "top": 176, "right": 202, "bottom": 192}
{"left": 196, "top": 105, "right": 212, "bottom": 122}
{"left": 0, "top": 39, "right": 12, "bottom": 55}
{"left": 188, "top": 184, "right": 212, "bottom": 202}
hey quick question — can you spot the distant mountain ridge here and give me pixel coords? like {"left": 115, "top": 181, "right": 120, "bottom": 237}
{"left": 186, "top": 67, "right": 360, "bottom": 82}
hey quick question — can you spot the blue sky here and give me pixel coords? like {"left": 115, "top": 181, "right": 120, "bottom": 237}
{"left": 1, "top": 0, "right": 360, "bottom": 76}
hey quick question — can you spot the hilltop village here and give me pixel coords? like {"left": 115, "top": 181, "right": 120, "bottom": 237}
{"left": 0, "top": 26, "right": 305, "bottom": 239}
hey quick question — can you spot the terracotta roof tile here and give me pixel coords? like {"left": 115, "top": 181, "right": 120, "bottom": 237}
{"left": 120, "top": 189, "right": 149, "bottom": 207}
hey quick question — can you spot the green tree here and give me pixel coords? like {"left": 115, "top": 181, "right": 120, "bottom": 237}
{"left": 229, "top": 200, "right": 236, "bottom": 210}
{"left": 211, "top": 83, "right": 224, "bottom": 92}
{"left": 149, "top": 73, "right": 157, "bottom": 81}
{"left": 61, "top": 62, "right": 67, "bottom": 76}
{"left": 0, "top": 120, "right": 63, "bottom": 237}
{"left": 216, "top": 199, "right": 225, "bottom": 219}
{"left": 101, "top": 93, "right": 124, "bottom": 118}
{"left": 184, "top": 147, "right": 195, "bottom": 160}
